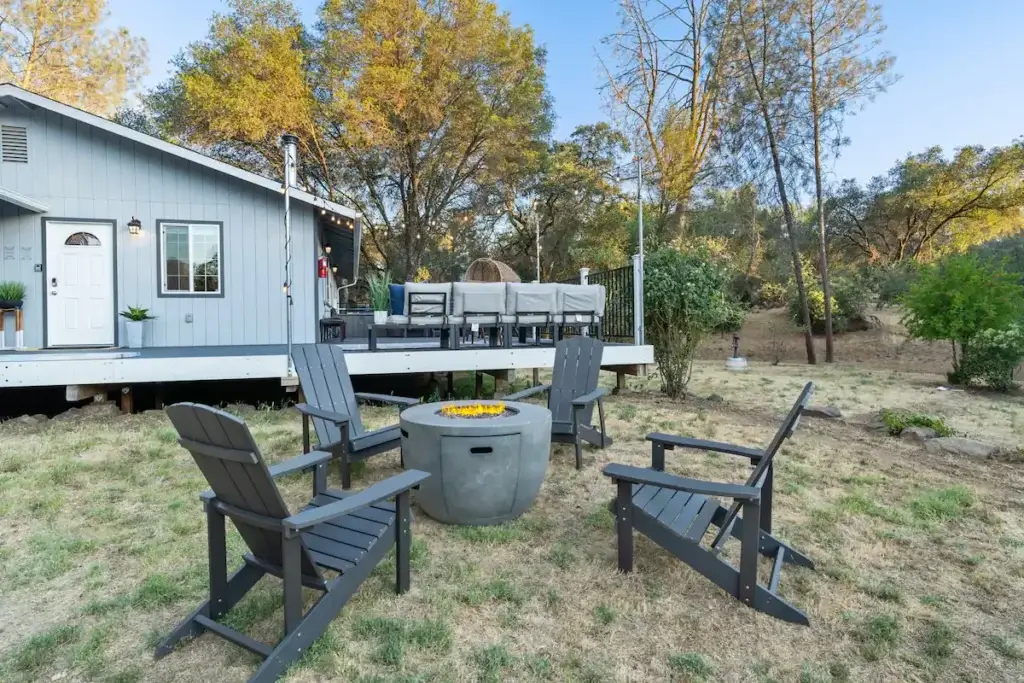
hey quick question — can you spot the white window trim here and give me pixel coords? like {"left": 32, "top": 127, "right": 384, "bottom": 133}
{"left": 157, "top": 220, "right": 224, "bottom": 298}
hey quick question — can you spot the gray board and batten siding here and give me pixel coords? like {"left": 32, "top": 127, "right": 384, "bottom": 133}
{"left": 0, "top": 89, "right": 345, "bottom": 350}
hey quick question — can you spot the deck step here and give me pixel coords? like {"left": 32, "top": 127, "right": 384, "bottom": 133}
{"left": 768, "top": 546, "right": 785, "bottom": 594}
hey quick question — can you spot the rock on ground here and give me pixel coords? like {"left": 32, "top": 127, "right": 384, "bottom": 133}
{"left": 923, "top": 437, "right": 1000, "bottom": 459}
{"left": 803, "top": 405, "right": 842, "bottom": 419}
{"left": 900, "top": 426, "right": 937, "bottom": 443}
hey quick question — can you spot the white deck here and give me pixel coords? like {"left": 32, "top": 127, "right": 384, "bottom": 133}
{"left": 0, "top": 342, "right": 654, "bottom": 389}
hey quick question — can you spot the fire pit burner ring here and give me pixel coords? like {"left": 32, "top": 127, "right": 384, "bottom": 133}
{"left": 400, "top": 400, "right": 552, "bottom": 525}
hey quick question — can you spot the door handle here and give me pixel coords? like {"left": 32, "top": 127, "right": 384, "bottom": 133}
{"left": 51, "top": 277, "right": 57, "bottom": 286}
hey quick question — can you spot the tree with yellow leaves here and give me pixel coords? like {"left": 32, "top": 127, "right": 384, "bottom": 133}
{"left": 0, "top": 0, "right": 147, "bottom": 115}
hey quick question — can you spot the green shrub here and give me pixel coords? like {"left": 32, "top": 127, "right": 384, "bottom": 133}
{"left": 902, "top": 254, "right": 1024, "bottom": 387}
{"left": 879, "top": 409, "right": 954, "bottom": 437}
{"left": 0, "top": 280, "right": 26, "bottom": 302}
{"left": 871, "top": 262, "right": 922, "bottom": 308}
{"left": 759, "top": 280, "right": 787, "bottom": 308}
{"left": 830, "top": 276, "right": 870, "bottom": 329}
{"left": 788, "top": 276, "right": 869, "bottom": 334}
{"left": 955, "top": 324, "right": 1024, "bottom": 391}
{"left": 644, "top": 248, "right": 739, "bottom": 398}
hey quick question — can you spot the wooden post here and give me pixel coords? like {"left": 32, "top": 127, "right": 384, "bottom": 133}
{"left": 154, "top": 385, "right": 164, "bottom": 410}
{"left": 446, "top": 372, "right": 454, "bottom": 398}
{"left": 474, "top": 372, "right": 483, "bottom": 399}
{"left": 119, "top": 386, "right": 134, "bottom": 414}
{"left": 613, "top": 372, "right": 625, "bottom": 395}
{"left": 532, "top": 368, "right": 540, "bottom": 386}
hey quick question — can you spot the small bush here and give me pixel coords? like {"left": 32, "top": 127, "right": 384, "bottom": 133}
{"left": 644, "top": 248, "right": 740, "bottom": 398}
{"left": 902, "top": 254, "right": 1024, "bottom": 385}
{"left": 879, "top": 409, "right": 954, "bottom": 437}
{"left": 759, "top": 280, "right": 787, "bottom": 308}
{"left": 787, "top": 276, "right": 868, "bottom": 333}
{"left": 871, "top": 261, "right": 921, "bottom": 308}
{"left": 954, "top": 324, "right": 1024, "bottom": 391}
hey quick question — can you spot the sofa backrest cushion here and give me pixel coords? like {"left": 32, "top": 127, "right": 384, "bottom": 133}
{"left": 404, "top": 282, "right": 453, "bottom": 317}
{"left": 505, "top": 283, "right": 558, "bottom": 315}
{"left": 453, "top": 282, "right": 506, "bottom": 315}
{"left": 558, "top": 284, "right": 606, "bottom": 316}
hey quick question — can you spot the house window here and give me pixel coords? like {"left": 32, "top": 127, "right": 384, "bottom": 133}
{"left": 65, "top": 232, "right": 101, "bottom": 246}
{"left": 159, "top": 222, "right": 222, "bottom": 295}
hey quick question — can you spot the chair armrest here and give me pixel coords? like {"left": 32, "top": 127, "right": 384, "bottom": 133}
{"left": 505, "top": 383, "right": 551, "bottom": 401}
{"left": 572, "top": 387, "right": 609, "bottom": 407}
{"left": 267, "top": 450, "right": 333, "bottom": 479}
{"left": 355, "top": 392, "right": 420, "bottom": 407}
{"left": 646, "top": 433, "right": 764, "bottom": 460}
{"left": 283, "top": 469, "right": 431, "bottom": 532}
{"left": 602, "top": 463, "right": 761, "bottom": 501}
{"left": 296, "top": 403, "right": 351, "bottom": 425}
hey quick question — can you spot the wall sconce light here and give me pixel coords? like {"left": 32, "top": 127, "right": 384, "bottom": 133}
{"left": 325, "top": 244, "right": 332, "bottom": 255}
{"left": 331, "top": 265, "right": 338, "bottom": 274}
{"left": 127, "top": 217, "right": 142, "bottom": 235}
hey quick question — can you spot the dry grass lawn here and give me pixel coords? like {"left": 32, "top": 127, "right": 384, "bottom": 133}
{"left": 2, "top": 361, "right": 1024, "bottom": 683}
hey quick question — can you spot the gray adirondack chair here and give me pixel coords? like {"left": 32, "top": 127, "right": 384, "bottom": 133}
{"left": 602, "top": 383, "right": 816, "bottom": 625}
{"left": 505, "top": 336, "right": 611, "bottom": 469}
{"left": 154, "top": 402, "right": 429, "bottom": 683}
{"left": 292, "top": 344, "right": 419, "bottom": 489}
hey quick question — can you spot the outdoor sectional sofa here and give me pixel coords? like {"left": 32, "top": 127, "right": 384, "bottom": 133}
{"left": 384, "top": 281, "right": 606, "bottom": 346}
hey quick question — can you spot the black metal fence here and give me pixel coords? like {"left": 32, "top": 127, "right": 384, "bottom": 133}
{"left": 559, "top": 265, "right": 635, "bottom": 341}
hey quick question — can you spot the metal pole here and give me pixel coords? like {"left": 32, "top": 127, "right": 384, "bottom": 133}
{"left": 535, "top": 210, "right": 541, "bottom": 283}
{"left": 281, "top": 133, "right": 298, "bottom": 375}
{"left": 636, "top": 154, "right": 645, "bottom": 345}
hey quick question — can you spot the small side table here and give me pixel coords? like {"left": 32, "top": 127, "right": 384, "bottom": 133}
{"left": 319, "top": 317, "right": 346, "bottom": 342}
{"left": 0, "top": 307, "right": 24, "bottom": 350}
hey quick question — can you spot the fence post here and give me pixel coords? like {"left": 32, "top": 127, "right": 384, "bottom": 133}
{"left": 579, "top": 267, "right": 589, "bottom": 285}
{"left": 632, "top": 254, "right": 643, "bottom": 346}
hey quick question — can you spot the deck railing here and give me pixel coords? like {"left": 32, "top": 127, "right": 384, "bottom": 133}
{"left": 558, "top": 264, "right": 636, "bottom": 342}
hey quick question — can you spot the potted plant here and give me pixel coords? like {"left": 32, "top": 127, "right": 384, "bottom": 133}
{"left": 120, "top": 306, "right": 156, "bottom": 349}
{"left": 0, "top": 281, "right": 26, "bottom": 309}
{"left": 367, "top": 269, "right": 392, "bottom": 325}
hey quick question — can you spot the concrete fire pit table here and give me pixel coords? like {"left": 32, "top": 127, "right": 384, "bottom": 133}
{"left": 400, "top": 400, "right": 552, "bottom": 525}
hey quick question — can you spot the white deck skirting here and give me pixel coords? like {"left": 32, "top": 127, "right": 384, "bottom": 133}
{"left": 0, "top": 345, "right": 654, "bottom": 389}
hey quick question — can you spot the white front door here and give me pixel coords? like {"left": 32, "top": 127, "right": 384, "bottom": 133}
{"left": 45, "top": 221, "right": 115, "bottom": 347}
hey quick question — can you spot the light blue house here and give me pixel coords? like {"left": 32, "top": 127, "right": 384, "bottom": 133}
{"left": 0, "top": 84, "right": 359, "bottom": 351}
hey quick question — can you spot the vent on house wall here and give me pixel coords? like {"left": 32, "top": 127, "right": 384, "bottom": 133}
{"left": 1, "top": 125, "right": 28, "bottom": 163}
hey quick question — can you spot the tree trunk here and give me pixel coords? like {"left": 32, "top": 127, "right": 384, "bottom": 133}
{"left": 760, "top": 105, "right": 816, "bottom": 365}
{"left": 809, "top": 5, "right": 834, "bottom": 362}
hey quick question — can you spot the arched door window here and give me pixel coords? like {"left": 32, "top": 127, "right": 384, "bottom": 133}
{"left": 64, "top": 232, "right": 101, "bottom": 246}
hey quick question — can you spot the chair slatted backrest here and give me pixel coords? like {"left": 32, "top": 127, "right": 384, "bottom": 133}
{"left": 165, "top": 403, "right": 321, "bottom": 581}
{"left": 711, "top": 382, "right": 815, "bottom": 548}
{"left": 548, "top": 337, "right": 604, "bottom": 426}
{"left": 292, "top": 344, "right": 365, "bottom": 447}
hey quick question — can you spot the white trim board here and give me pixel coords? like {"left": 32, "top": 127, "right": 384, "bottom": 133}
{"left": 0, "top": 345, "right": 655, "bottom": 388}
{"left": 0, "top": 185, "right": 48, "bottom": 213}
{"left": 0, "top": 84, "right": 359, "bottom": 220}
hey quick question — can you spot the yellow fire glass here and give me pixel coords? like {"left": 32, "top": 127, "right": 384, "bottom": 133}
{"left": 440, "top": 402, "right": 507, "bottom": 418}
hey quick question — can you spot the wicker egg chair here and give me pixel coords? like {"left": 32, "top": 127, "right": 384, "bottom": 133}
{"left": 463, "top": 258, "right": 521, "bottom": 283}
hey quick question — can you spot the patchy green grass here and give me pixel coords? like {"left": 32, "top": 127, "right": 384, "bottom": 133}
{"left": 667, "top": 652, "right": 714, "bottom": 681}
{"left": 879, "top": 409, "right": 955, "bottom": 437}
{"left": 1, "top": 364, "right": 1023, "bottom": 682}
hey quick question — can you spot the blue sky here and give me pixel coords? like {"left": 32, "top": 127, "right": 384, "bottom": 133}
{"left": 109, "top": 0, "right": 1023, "bottom": 184}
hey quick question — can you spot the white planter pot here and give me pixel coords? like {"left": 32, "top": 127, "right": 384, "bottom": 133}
{"left": 125, "top": 320, "right": 146, "bottom": 349}
{"left": 373, "top": 310, "right": 388, "bottom": 325}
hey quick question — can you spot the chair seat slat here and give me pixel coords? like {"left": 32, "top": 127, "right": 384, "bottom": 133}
{"left": 668, "top": 492, "right": 706, "bottom": 536}
{"left": 683, "top": 498, "right": 720, "bottom": 542}
{"left": 643, "top": 487, "right": 676, "bottom": 519}
{"left": 655, "top": 489, "right": 693, "bottom": 528}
